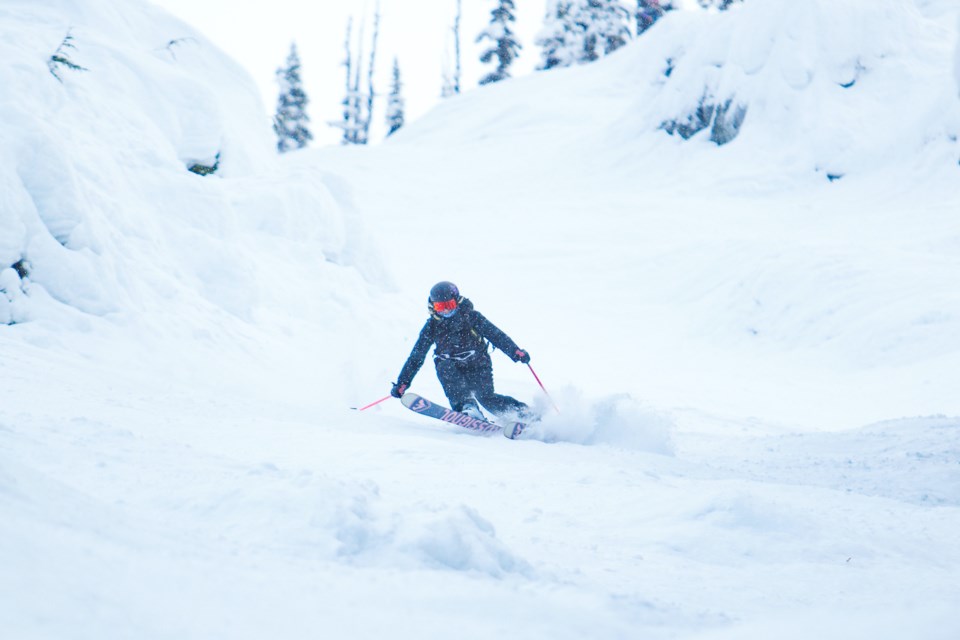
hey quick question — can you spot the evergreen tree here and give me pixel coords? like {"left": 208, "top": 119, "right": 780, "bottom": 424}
{"left": 336, "top": 19, "right": 362, "bottom": 145}
{"left": 452, "top": 0, "right": 462, "bottom": 94}
{"left": 637, "top": 1, "right": 673, "bottom": 36}
{"left": 333, "top": 10, "right": 380, "bottom": 146}
{"left": 442, "top": 0, "right": 462, "bottom": 99}
{"left": 537, "top": 0, "right": 636, "bottom": 70}
{"left": 350, "top": 18, "right": 367, "bottom": 144}
{"left": 570, "top": 0, "right": 600, "bottom": 64}
{"left": 579, "top": 0, "right": 632, "bottom": 59}
{"left": 476, "top": 0, "right": 522, "bottom": 85}
{"left": 360, "top": 4, "right": 381, "bottom": 145}
{"left": 273, "top": 42, "right": 312, "bottom": 153}
{"left": 535, "top": 0, "right": 580, "bottom": 70}
{"left": 386, "top": 58, "right": 405, "bottom": 136}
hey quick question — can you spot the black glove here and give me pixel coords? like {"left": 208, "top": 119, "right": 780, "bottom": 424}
{"left": 390, "top": 381, "right": 408, "bottom": 398}
{"left": 512, "top": 348, "right": 530, "bottom": 364}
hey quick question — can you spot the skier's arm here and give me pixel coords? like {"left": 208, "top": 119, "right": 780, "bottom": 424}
{"left": 472, "top": 311, "right": 527, "bottom": 361}
{"left": 395, "top": 320, "right": 436, "bottom": 387}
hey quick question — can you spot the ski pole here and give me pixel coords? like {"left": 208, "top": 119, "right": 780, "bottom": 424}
{"left": 353, "top": 395, "right": 393, "bottom": 411}
{"left": 527, "top": 364, "right": 560, "bottom": 414}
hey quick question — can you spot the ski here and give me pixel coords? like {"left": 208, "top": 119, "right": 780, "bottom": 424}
{"left": 400, "top": 392, "right": 527, "bottom": 439}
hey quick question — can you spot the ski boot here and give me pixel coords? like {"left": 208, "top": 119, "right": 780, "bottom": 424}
{"left": 460, "top": 402, "right": 486, "bottom": 421}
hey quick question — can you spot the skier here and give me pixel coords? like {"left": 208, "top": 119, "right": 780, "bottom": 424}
{"left": 391, "top": 281, "right": 534, "bottom": 421}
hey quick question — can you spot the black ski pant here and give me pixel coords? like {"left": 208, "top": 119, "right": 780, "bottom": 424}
{"left": 434, "top": 353, "right": 527, "bottom": 417}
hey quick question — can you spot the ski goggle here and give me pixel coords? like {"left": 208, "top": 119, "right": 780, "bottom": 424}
{"left": 432, "top": 298, "right": 458, "bottom": 315}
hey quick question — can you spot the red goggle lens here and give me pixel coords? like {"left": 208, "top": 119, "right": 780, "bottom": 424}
{"left": 432, "top": 299, "right": 458, "bottom": 314}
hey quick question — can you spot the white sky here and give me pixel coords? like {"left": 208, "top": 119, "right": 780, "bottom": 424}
{"left": 149, "top": 0, "right": 548, "bottom": 146}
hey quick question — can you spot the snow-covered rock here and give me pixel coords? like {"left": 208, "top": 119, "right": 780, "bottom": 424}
{"left": 0, "top": 0, "right": 384, "bottom": 328}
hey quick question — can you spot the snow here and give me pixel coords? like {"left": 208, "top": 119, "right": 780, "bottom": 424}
{"left": 2, "top": 0, "right": 960, "bottom": 638}
{"left": 956, "top": 11, "right": 960, "bottom": 95}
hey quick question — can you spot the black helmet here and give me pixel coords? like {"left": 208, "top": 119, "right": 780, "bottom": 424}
{"left": 429, "top": 281, "right": 459, "bottom": 303}
{"left": 429, "top": 281, "right": 460, "bottom": 317}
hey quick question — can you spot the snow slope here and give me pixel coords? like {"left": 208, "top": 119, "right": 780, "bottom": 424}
{"left": 3, "top": 0, "right": 960, "bottom": 639}
{"left": 331, "top": 0, "right": 960, "bottom": 429}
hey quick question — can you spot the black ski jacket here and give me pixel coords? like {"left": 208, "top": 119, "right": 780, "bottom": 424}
{"left": 396, "top": 297, "right": 521, "bottom": 386}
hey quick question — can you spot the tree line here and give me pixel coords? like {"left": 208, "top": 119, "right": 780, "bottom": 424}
{"left": 273, "top": 0, "right": 742, "bottom": 153}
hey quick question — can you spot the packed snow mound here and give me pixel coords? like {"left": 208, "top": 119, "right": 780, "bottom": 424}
{"left": 0, "top": 0, "right": 384, "bottom": 328}
{"left": 397, "top": 0, "right": 960, "bottom": 180}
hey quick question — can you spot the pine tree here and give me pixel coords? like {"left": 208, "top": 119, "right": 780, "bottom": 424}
{"left": 452, "top": 0, "right": 462, "bottom": 94}
{"left": 477, "top": 0, "right": 522, "bottom": 85}
{"left": 360, "top": 4, "right": 381, "bottom": 145}
{"left": 579, "top": 0, "right": 632, "bottom": 60}
{"left": 350, "top": 18, "right": 366, "bottom": 144}
{"left": 535, "top": 0, "right": 580, "bottom": 70}
{"left": 386, "top": 58, "right": 405, "bottom": 136}
{"left": 637, "top": 1, "right": 673, "bottom": 36}
{"left": 333, "top": 11, "right": 380, "bottom": 146}
{"left": 336, "top": 19, "right": 362, "bottom": 145}
{"left": 273, "top": 42, "right": 312, "bottom": 153}
{"left": 442, "top": 0, "right": 462, "bottom": 98}
{"left": 537, "top": 0, "right": 636, "bottom": 70}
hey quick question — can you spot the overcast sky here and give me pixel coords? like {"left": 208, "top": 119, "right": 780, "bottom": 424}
{"left": 149, "top": 0, "right": 549, "bottom": 146}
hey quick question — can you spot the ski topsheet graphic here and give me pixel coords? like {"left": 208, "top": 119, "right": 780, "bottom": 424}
{"left": 400, "top": 392, "right": 527, "bottom": 439}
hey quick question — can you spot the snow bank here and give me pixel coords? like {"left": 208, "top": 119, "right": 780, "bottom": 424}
{"left": 0, "top": 0, "right": 384, "bottom": 329}
{"left": 649, "top": 0, "right": 952, "bottom": 158}
{"left": 639, "top": 0, "right": 960, "bottom": 177}
{"left": 401, "top": 0, "right": 959, "bottom": 181}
